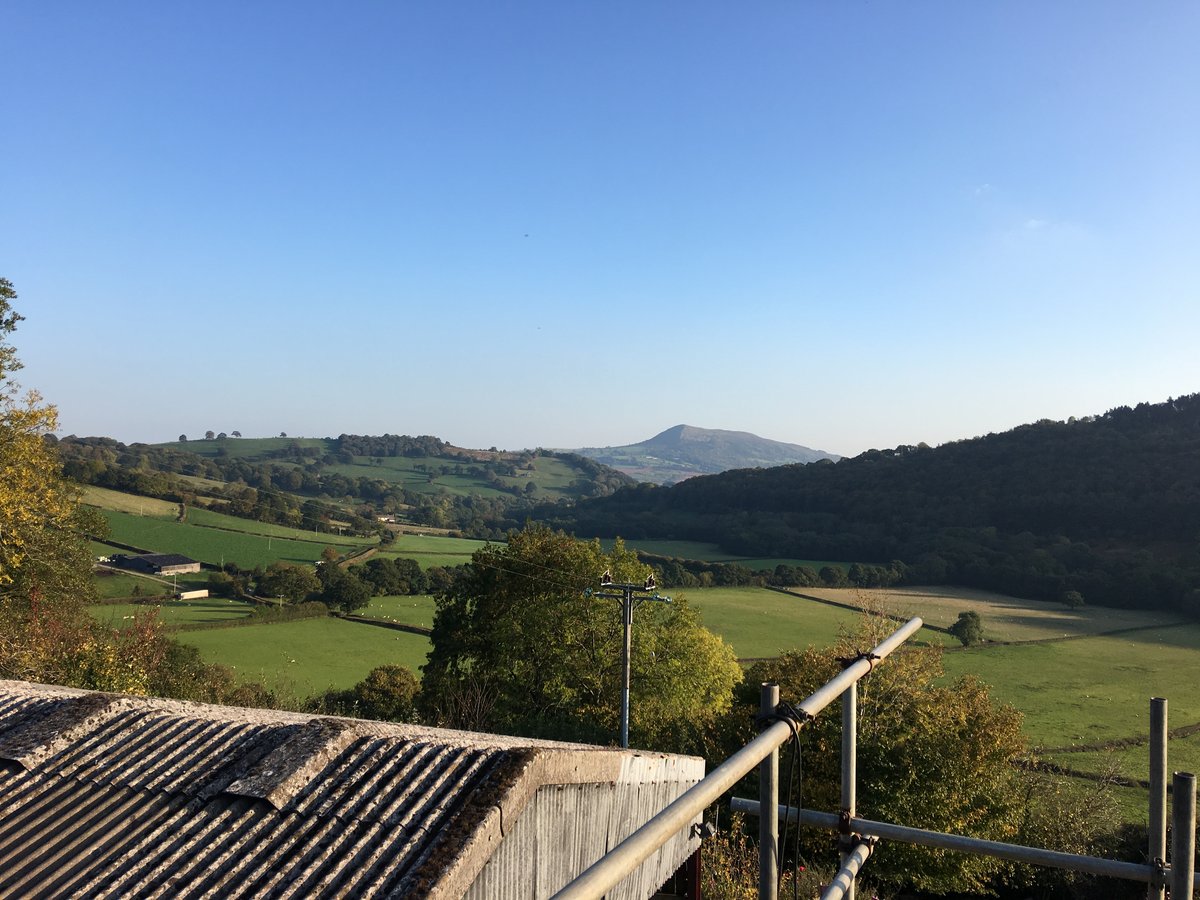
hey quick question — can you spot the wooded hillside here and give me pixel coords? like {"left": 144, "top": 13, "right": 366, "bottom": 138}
{"left": 547, "top": 395, "right": 1200, "bottom": 613}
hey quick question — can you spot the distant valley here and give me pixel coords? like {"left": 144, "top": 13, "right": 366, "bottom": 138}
{"left": 571, "top": 424, "right": 839, "bottom": 484}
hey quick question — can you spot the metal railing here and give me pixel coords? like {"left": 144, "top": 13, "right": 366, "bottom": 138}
{"left": 733, "top": 696, "right": 1198, "bottom": 900}
{"left": 550, "top": 617, "right": 924, "bottom": 899}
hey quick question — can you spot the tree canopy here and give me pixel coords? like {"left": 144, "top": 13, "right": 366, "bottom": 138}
{"left": 421, "top": 525, "right": 741, "bottom": 750}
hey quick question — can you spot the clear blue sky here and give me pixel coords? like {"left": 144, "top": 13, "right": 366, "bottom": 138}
{"left": 3, "top": 2, "right": 1197, "bottom": 456}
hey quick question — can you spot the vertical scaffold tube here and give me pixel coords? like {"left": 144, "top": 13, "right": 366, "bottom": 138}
{"left": 841, "top": 682, "right": 857, "bottom": 900}
{"left": 1171, "top": 771, "right": 1196, "bottom": 900}
{"left": 1148, "top": 698, "right": 1167, "bottom": 900}
{"left": 760, "top": 682, "right": 780, "bottom": 900}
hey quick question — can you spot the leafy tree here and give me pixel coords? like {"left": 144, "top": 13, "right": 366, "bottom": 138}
{"left": 949, "top": 609, "right": 984, "bottom": 645}
{"left": 178, "top": 434, "right": 187, "bottom": 442}
{"left": 217, "top": 432, "right": 228, "bottom": 440}
{"left": 819, "top": 565, "right": 848, "bottom": 587}
{"left": 256, "top": 562, "right": 321, "bottom": 603}
{"left": 320, "top": 568, "right": 371, "bottom": 613}
{"left": 422, "top": 525, "right": 741, "bottom": 750}
{"left": 729, "top": 613, "right": 1027, "bottom": 895}
{"left": 1061, "top": 589, "right": 1085, "bottom": 609}
{"left": 312, "top": 664, "right": 421, "bottom": 722}
{"left": 231, "top": 430, "right": 241, "bottom": 438}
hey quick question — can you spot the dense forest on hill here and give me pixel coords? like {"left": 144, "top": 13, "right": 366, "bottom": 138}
{"left": 545, "top": 395, "right": 1200, "bottom": 613}
{"left": 54, "top": 433, "right": 633, "bottom": 539}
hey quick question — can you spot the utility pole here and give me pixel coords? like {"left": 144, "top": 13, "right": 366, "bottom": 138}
{"left": 594, "top": 570, "right": 671, "bottom": 749}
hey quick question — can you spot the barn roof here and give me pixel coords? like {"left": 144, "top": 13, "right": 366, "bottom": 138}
{"left": 132, "top": 553, "right": 197, "bottom": 567}
{"left": 0, "top": 680, "right": 703, "bottom": 899}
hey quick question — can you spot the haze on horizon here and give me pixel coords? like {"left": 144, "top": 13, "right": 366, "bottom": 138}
{"left": 2, "top": 2, "right": 1197, "bottom": 459}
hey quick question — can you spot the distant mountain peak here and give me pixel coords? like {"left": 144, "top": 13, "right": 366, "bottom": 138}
{"left": 573, "top": 425, "right": 838, "bottom": 484}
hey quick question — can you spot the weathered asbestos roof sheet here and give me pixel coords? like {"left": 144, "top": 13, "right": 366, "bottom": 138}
{"left": 0, "top": 680, "right": 704, "bottom": 899}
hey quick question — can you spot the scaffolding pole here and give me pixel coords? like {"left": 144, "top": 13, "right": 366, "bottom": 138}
{"left": 821, "top": 840, "right": 874, "bottom": 900}
{"left": 1148, "top": 697, "right": 1167, "bottom": 900}
{"left": 731, "top": 800, "right": 1198, "bottom": 887}
{"left": 550, "top": 617, "right": 924, "bottom": 900}
{"left": 1172, "top": 771, "right": 1196, "bottom": 899}
{"left": 760, "top": 683, "right": 780, "bottom": 900}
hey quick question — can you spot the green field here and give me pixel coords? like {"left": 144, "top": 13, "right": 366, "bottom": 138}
{"left": 800, "top": 586, "right": 1184, "bottom": 642}
{"left": 89, "top": 597, "right": 256, "bottom": 627}
{"left": 83, "top": 485, "right": 178, "bottom": 518}
{"left": 362, "top": 595, "right": 437, "bottom": 629}
{"left": 93, "top": 569, "right": 170, "bottom": 599}
{"left": 675, "top": 587, "right": 942, "bottom": 659}
{"left": 177, "top": 617, "right": 431, "bottom": 694}
{"left": 96, "top": 507, "right": 372, "bottom": 568}
{"left": 941, "top": 625, "right": 1200, "bottom": 748}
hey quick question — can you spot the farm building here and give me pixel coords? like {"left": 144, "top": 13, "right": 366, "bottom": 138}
{"left": 0, "top": 680, "right": 703, "bottom": 899}
{"left": 113, "top": 552, "right": 201, "bottom": 575}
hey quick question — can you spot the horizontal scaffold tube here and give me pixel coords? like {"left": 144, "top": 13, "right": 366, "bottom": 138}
{"left": 730, "top": 800, "right": 1191, "bottom": 888}
{"left": 550, "top": 617, "right": 924, "bottom": 900}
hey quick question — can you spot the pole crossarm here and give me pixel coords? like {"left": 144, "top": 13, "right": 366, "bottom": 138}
{"left": 729, "top": 800, "right": 1199, "bottom": 888}
{"left": 549, "top": 616, "right": 923, "bottom": 900}
{"left": 593, "top": 573, "right": 672, "bottom": 749}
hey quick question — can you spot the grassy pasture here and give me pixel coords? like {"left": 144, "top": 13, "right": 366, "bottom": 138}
{"left": 798, "top": 586, "right": 1183, "bottom": 643}
{"left": 941, "top": 625, "right": 1200, "bottom": 749}
{"left": 661, "top": 587, "right": 946, "bottom": 660}
{"left": 88, "top": 597, "right": 256, "bottom": 627}
{"left": 184, "top": 507, "right": 375, "bottom": 545}
{"left": 83, "top": 485, "right": 177, "bottom": 518}
{"left": 375, "top": 533, "right": 489, "bottom": 569}
{"left": 177, "top": 617, "right": 431, "bottom": 695}
{"left": 362, "top": 595, "right": 437, "bottom": 630}
{"left": 1052, "top": 731, "right": 1200, "bottom": 791}
{"left": 92, "top": 569, "right": 171, "bottom": 599}
{"left": 97, "top": 508, "right": 366, "bottom": 568}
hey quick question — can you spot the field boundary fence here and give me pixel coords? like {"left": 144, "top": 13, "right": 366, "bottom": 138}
{"left": 549, "top": 617, "right": 1199, "bottom": 900}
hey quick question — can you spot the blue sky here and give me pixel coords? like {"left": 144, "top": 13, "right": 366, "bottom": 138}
{"left": 2, "top": 2, "right": 1197, "bottom": 456}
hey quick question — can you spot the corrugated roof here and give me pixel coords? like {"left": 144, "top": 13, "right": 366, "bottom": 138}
{"left": 0, "top": 681, "right": 703, "bottom": 899}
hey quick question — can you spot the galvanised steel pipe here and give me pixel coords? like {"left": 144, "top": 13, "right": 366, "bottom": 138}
{"left": 760, "top": 683, "right": 780, "bottom": 900}
{"left": 731, "top": 800, "right": 1182, "bottom": 886}
{"left": 550, "top": 617, "right": 924, "bottom": 900}
{"left": 1148, "top": 697, "right": 1167, "bottom": 900}
{"left": 1172, "top": 772, "right": 1196, "bottom": 899}
{"left": 821, "top": 841, "right": 874, "bottom": 900}
{"left": 841, "top": 682, "right": 857, "bottom": 900}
